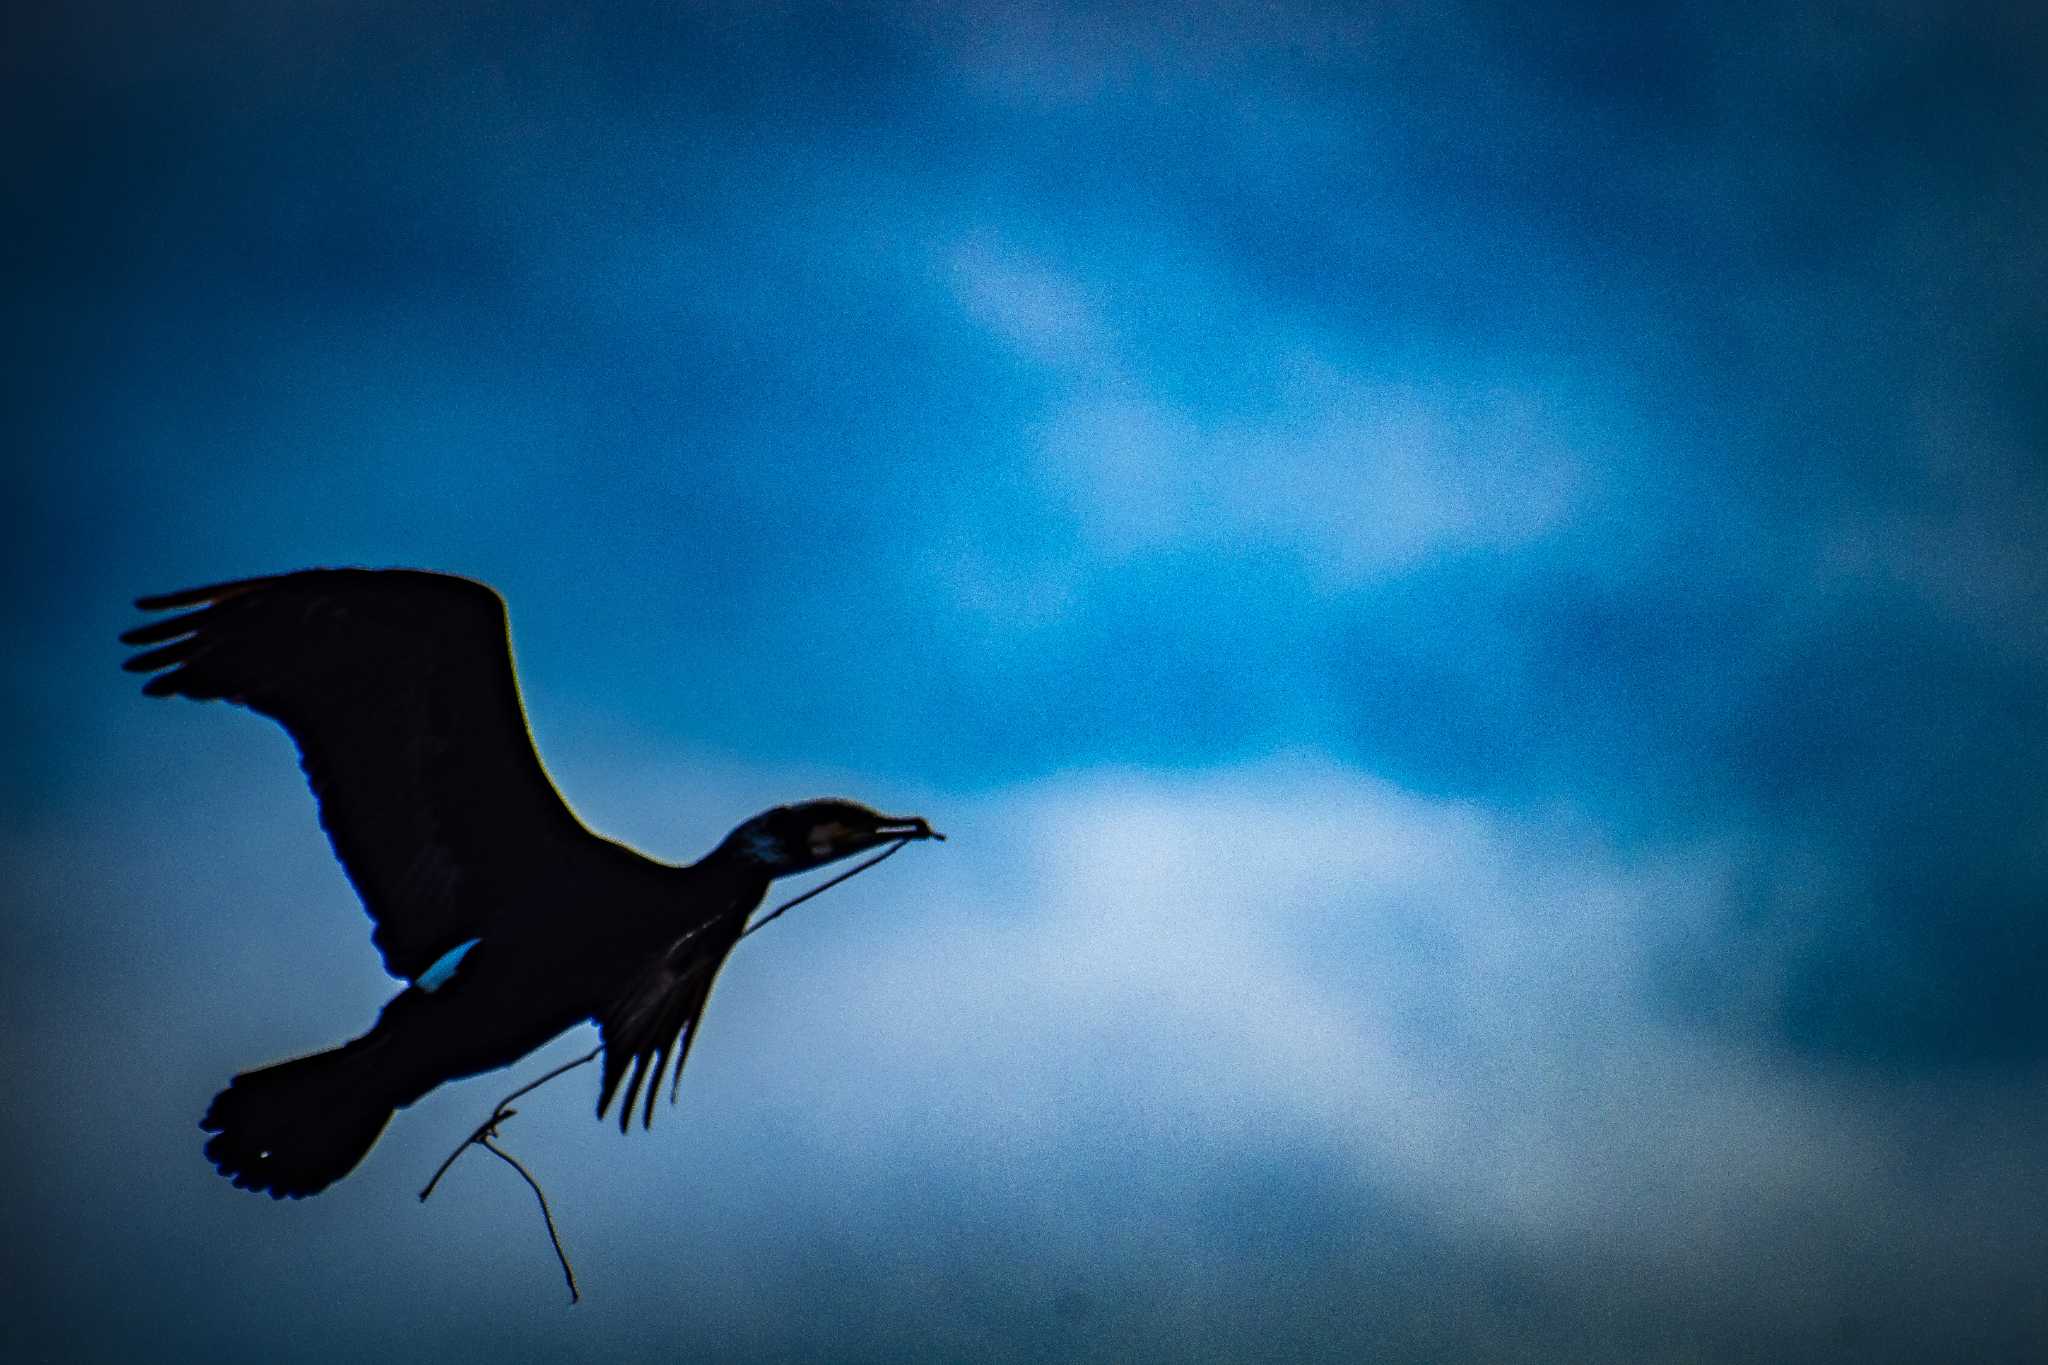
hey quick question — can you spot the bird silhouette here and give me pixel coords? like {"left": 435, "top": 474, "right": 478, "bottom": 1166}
{"left": 121, "top": 568, "right": 941, "bottom": 1198}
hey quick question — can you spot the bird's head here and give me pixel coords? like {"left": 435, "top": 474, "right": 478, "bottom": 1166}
{"left": 721, "top": 799, "right": 944, "bottom": 877}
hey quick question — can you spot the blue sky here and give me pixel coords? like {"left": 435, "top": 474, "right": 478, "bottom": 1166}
{"left": 7, "top": 3, "right": 2047, "bottom": 1360}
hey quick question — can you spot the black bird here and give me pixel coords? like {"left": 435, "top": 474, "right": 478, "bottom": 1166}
{"left": 121, "top": 568, "right": 942, "bottom": 1198}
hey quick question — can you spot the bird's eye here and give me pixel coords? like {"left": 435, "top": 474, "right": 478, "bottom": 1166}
{"left": 808, "top": 822, "right": 850, "bottom": 856}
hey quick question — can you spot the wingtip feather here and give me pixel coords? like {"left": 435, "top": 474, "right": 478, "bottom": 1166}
{"left": 133, "top": 577, "right": 273, "bottom": 612}
{"left": 122, "top": 641, "right": 193, "bottom": 673}
{"left": 120, "top": 611, "right": 206, "bottom": 646}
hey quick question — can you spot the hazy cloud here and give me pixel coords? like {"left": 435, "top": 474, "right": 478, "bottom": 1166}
{"left": 17, "top": 755, "right": 2042, "bottom": 1359}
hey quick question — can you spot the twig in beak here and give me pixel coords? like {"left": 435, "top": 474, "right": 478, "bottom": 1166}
{"left": 741, "top": 837, "right": 911, "bottom": 941}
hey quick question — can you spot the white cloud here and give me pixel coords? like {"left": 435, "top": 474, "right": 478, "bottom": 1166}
{"left": 1037, "top": 367, "right": 1579, "bottom": 579}
{"left": 942, "top": 233, "right": 1583, "bottom": 586}
{"left": 948, "top": 234, "right": 1115, "bottom": 369}
{"left": 22, "top": 746, "right": 2046, "bottom": 1353}
{"left": 689, "top": 757, "right": 2048, "bottom": 1330}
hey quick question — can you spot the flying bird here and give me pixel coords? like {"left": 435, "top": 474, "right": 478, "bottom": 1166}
{"left": 121, "top": 568, "right": 942, "bottom": 1198}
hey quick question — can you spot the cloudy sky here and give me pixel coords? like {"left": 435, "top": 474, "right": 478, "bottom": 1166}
{"left": 7, "top": 2, "right": 2046, "bottom": 1360}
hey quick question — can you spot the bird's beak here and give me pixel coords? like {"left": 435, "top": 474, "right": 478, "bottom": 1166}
{"left": 873, "top": 814, "right": 945, "bottom": 843}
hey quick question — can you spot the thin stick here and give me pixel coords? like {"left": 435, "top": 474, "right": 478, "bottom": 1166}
{"left": 742, "top": 837, "right": 909, "bottom": 939}
{"left": 417, "top": 842, "right": 900, "bottom": 1198}
{"left": 417, "top": 1045, "right": 602, "bottom": 1203}
{"left": 481, "top": 1137, "right": 581, "bottom": 1304}
{"left": 415, "top": 839, "right": 914, "bottom": 1301}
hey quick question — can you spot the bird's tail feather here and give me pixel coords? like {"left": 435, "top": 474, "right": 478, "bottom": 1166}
{"left": 201, "top": 1039, "right": 396, "bottom": 1198}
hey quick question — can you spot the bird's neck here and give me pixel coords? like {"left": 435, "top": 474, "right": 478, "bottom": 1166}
{"left": 685, "top": 845, "right": 774, "bottom": 913}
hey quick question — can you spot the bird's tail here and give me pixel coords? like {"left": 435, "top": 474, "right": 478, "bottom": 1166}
{"left": 201, "top": 1038, "right": 398, "bottom": 1198}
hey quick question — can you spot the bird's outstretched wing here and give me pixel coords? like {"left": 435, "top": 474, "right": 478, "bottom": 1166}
{"left": 595, "top": 914, "right": 748, "bottom": 1132}
{"left": 121, "top": 568, "right": 603, "bottom": 980}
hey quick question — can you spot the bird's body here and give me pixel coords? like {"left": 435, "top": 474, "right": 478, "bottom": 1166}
{"left": 121, "top": 568, "right": 939, "bottom": 1197}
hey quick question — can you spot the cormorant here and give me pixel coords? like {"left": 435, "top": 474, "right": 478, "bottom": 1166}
{"left": 120, "top": 568, "right": 942, "bottom": 1198}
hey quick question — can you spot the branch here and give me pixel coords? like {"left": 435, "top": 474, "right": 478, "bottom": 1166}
{"left": 481, "top": 1136, "right": 580, "bottom": 1304}
{"left": 417, "top": 1044, "right": 600, "bottom": 1304}
{"left": 415, "top": 839, "right": 914, "bottom": 1302}
{"left": 742, "top": 837, "right": 910, "bottom": 939}
{"left": 418, "top": 1045, "right": 601, "bottom": 1203}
